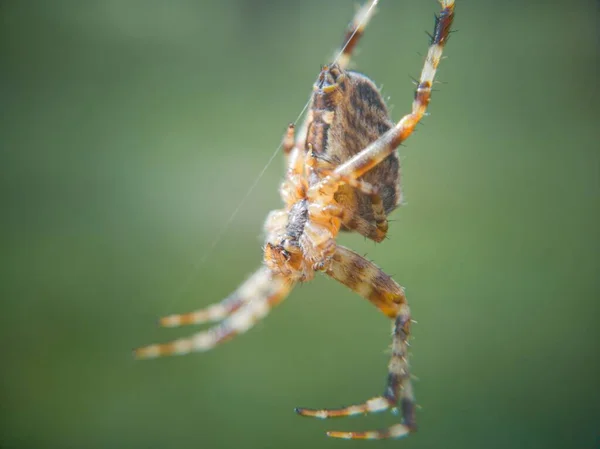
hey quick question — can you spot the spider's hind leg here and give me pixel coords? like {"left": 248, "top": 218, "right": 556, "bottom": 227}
{"left": 339, "top": 189, "right": 389, "bottom": 243}
{"left": 296, "top": 246, "right": 414, "bottom": 440}
{"left": 335, "top": 0, "right": 379, "bottom": 70}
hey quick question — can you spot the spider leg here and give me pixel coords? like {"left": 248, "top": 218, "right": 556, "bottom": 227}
{"left": 335, "top": 0, "right": 379, "bottom": 70}
{"left": 286, "top": 132, "right": 306, "bottom": 182}
{"left": 296, "top": 245, "right": 414, "bottom": 440}
{"left": 282, "top": 123, "right": 295, "bottom": 157}
{"left": 307, "top": 157, "right": 389, "bottom": 242}
{"left": 158, "top": 267, "right": 271, "bottom": 327}
{"left": 311, "top": 0, "right": 455, "bottom": 195}
{"left": 264, "top": 209, "right": 288, "bottom": 236}
{"left": 282, "top": 123, "right": 304, "bottom": 177}
{"left": 135, "top": 271, "right": 294, "bottom": 359}
{"left": 341, "top": 192, "right": 389, "bottom": 243}
{"left": 307, "top": 150, "right": 378, "bottom": 196}
{"left": 279, "top": 124, "right": 310, "bottom": 205}
{"left": 367, "top": 191, "right": 389, "bottom": 240}
{"left": 308, "top": 164, "right": 389, "bottom": 242}
{"left": 293, "top": 100, "right": 311, "bottom": 157}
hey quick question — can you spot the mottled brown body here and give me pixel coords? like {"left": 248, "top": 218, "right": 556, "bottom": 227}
{"left": 136, "top": 0, "right": 455, "bottom": 441}
{"left": 306, "top": 65, "right": 400, "bottom": 241}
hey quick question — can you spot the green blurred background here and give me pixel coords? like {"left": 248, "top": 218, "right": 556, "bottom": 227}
{"left": 1, "top": 1, "right": 598, "bottom": 448}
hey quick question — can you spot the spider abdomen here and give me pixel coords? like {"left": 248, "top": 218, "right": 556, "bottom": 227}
{"left": 306, "top": 65, "right": 402, "bottom": 237}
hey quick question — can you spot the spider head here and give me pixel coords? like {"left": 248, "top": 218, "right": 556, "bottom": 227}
{"left": 314, "top": 64, "right": 347, "bottom": 94}
{"left": 264, "top": 240, "right": 306, "bottom": 280}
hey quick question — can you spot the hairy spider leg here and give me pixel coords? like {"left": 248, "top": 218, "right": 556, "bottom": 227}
{"left": 295, "top": 246, "right": 413, "bottom": 439}
{"left": 135, "top": 270, "right": 294, "bottom": 358}
{"left": 157, "top": 267, "right": 271, "bottom": 327}
{"left": 306, "top": 147, "right": 376, "bottom": 195}
{"left": 282, "top": 123, "right": 309, "bottom": 184}
{"left": 278, "top": 127, "right": 310, "bottom": 209}
{"left": 335, "top": 0, "right": 380, "bottom": 70}
{"left": 312, "top": 0, "right": 455, "bottom": 198}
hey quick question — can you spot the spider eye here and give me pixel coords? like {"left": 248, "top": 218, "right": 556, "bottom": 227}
{"left": 281, "top": 249, "right": 291, "bottom": 261}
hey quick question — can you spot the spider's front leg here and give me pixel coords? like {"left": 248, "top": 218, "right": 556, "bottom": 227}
{"left": 135, "top": 268, "right": 295, "bottom": 358}
{"left": 296, "top": 246, "right": 414, "bottom": 440}
{"left": 279, "top": 123, "right": 311, "bottom": 207}
{"left": 314, "top": 0, "right": 455, "bottom": 194}
{"left": 281, "top": 123, "right": 298, "bottom": 169}
{"left": 157, "top": 267, "right": 270, "bottom": 328}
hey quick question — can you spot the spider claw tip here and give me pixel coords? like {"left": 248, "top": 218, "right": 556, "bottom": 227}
{"left": 132, "top": 347, "right": 145, "bottom": 359}
{"left": 295, "top": 407, "right": 328, "bottom": 419}
{"left": 159, "top": 315, "right": 179, "bottom": 327}
{"left": 326, "top": 431, "right": 353, "bottom": 439}
{"left": 133, "top": 344, "right": 162, "bottom": 360}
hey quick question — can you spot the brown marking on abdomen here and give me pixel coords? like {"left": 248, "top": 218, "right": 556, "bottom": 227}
{"left": 306, "top": 108, "right": 335, "bottom": 155}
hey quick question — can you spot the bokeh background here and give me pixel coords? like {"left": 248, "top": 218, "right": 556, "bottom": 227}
{"left": 2, "top": 1, "right": 598, "bottom": 448}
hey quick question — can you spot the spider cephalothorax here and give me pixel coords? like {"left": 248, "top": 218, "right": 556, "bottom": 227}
{"left": 136, "top": 0, "right": 455, "bottom": 440}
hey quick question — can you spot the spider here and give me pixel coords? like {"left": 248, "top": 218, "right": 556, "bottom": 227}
{"left": 136, "top": 0, "right": 454, "bottom": 440}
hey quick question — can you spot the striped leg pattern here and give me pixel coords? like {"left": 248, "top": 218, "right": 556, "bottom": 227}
{"left": 334, "top": 0, "right": 380, "bottom": 70}
{"left": 135, "top": 268, "right": 295, "bottom": 359}
{"left": 313, "top": 0, "right": 455, "bottom": 193}
{"left": 296, "top": 246, "right": 414, "bottom": 439}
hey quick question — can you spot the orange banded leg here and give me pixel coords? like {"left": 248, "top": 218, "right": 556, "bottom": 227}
{"left": 283, "top": 123, "right": 305, "bottom": 179}
{"left": 306, "top": 152, "right": 378, "bottom": 197}
{"left": 296, "top": 246, "right": 414, "bottom": 440}
{"left": 280, "top": 124, "right": 309, "bottom": 205}
{"left": 135, "top": 273, "right": 294, "bottom": 359}
{"left": 282, "top": 123, "right": 302, "bottom": 177}
{"left": 282, "top": 123, "right": 295, "bottom": 156}
{"left": 312, "top": 0, "right": 455, "bottom": 196}
{"left": 334, "top": 0, "right": 379, "bottom": 69}
{"left": 158, "top": 267, "right": 272, "bottom": 327}
{"left": 324, "top": 171, "right": 378, "bottom": 197}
